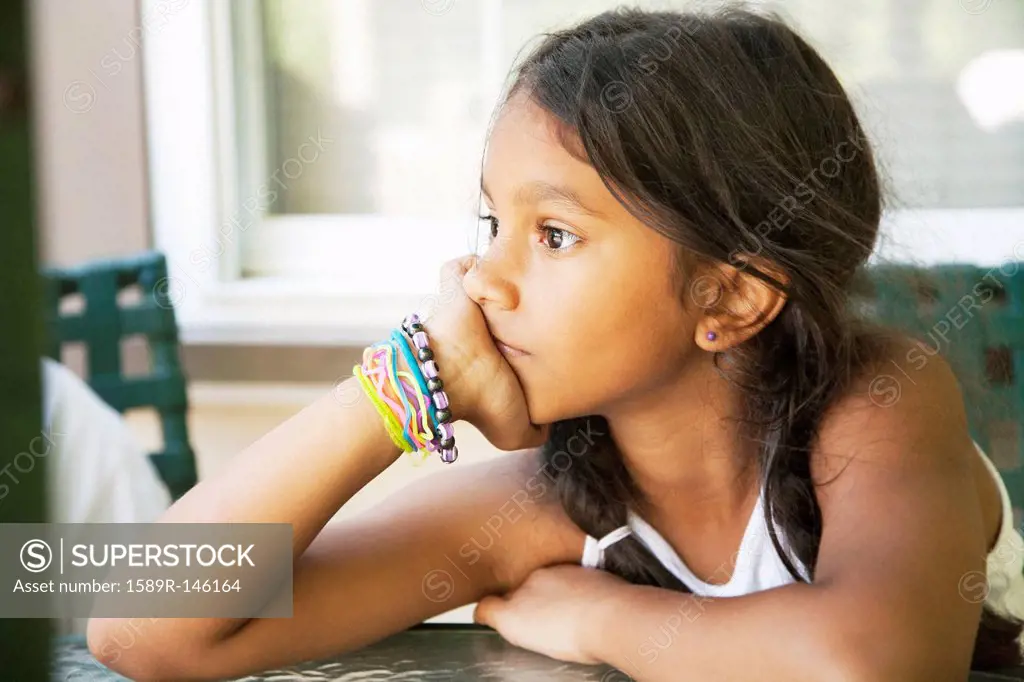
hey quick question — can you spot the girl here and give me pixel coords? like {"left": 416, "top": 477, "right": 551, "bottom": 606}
{"left": 89, "top": 4, "right": 1024, "bottom": 680}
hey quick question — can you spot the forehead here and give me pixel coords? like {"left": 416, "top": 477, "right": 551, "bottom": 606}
{"left": 482, "top": 96, "right": 607, "bottom": 203}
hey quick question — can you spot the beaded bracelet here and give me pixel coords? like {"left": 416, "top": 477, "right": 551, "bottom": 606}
{"left": 401, "top": 313, "right": 458, "bottom": 463}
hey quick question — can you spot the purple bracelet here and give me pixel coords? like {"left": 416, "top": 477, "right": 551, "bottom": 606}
{"left": 401, "top": 313, "right": 458, "bottom": 463}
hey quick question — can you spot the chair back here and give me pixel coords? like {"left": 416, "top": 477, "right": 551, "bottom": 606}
{"left": 41, "top": 251, "right": 198, "bottom": 500}
{"left": 857, "top": 263, "right": 1024, "bottom": 529}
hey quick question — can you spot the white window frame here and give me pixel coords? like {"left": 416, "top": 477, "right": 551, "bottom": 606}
{"left": 230, "top": 0, "right": 503, "bottom": 285}
{"left": 143, "top": 0, "right": 1024, "bottom": 346}
{"left": 142, "top": 0, "right": 502, "bottom": 346}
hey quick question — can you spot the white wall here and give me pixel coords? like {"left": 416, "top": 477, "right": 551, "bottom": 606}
{"left": 29, "top": 0, "right": 150, "bottom": 267}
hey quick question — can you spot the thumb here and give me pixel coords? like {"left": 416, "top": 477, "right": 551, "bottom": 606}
{"left": 473, "top": 595, "right": 503, "bottom": 628}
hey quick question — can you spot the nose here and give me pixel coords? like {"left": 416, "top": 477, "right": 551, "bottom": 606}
{"left": 462, "top": 249, "right": 520, "bottom": 311}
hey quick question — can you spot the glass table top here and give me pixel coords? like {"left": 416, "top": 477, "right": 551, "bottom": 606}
{"left": 51, "top": 624, "right": 1024, "bottom": 681}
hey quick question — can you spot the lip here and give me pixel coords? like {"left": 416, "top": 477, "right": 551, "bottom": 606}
{"left": 491, "top": 335, "right": 530, "bottom": 357}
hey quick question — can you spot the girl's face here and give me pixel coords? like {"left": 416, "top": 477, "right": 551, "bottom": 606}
{"left": 463, "top": 95, "right": 701, "bottom": 424}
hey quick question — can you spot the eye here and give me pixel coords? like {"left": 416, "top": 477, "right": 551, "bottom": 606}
{"left": 477, "top": 214, "right": 499, "bottom": 241}
{"left": 540, "top": 226, "right": 580, "bottom": 252}
{"left": 476, "top": 214, "right": 582, "bottom": 254}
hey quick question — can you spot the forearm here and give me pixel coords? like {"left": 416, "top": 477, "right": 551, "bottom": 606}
{"left": 90, "top": 378, "right": 402, "bottom": 649}
{"left": 160, "top": 380, "right": 400, "bottom": 548}
{"left": 586, "top": 581, "right": 856, "bottom": 682}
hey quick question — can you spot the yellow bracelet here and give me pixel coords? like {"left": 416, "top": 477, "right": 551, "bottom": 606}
{"left": 365, "top": 347, "right": 432, "bottom": 453}
{"left": 354, "top": 364, "right": 413, "bottom": 452}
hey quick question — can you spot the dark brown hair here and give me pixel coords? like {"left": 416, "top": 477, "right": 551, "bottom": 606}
{"left": 491, "top": 3, "right": 1022, "bottom": 670}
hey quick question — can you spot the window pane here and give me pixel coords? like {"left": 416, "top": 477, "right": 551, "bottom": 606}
{"left": 259, "top": 0, "right": 487, "bottom": 217}
{"left": 498, "top": 0, "right": 1024, "bottom": 209}
{"left": 252, "top": 0, "right": 1023, "bottom": 224}
{"left": 761, "top": 0, "right": 1024, "bottom": 208}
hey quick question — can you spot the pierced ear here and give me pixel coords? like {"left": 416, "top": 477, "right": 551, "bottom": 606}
{"left": 691, "top": 259, "right": 788, "bottom": 351}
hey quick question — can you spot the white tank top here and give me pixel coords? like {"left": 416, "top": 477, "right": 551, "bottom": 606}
{"left": 581, "top": 443, "right": 1024, "bottom": 621}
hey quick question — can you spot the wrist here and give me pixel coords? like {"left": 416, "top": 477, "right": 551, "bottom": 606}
{"left": 354, "top": 321, "right": 464, "bottom": 463}
{"left": 345, "top": 369, "right": 408, "bottom": 459}
{"left": 416, "top": 320, "right": 475, "bottom": 424}
{"left": 581, "top": 578, "right": 633, "bottom": 665}
{"left": 334, "top": 374, "right": 404, "bottom": 470}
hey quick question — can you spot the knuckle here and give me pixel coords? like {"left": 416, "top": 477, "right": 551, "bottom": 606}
{"left": 439, "top": 258, "right": 462, "bottom": 279}
{"left": 441, "top": 254, "right": 475, "bottom": 280}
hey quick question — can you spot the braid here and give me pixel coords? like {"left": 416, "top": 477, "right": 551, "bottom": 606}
{"left": 541, "top": 417, "right": 690, "bottom": 591}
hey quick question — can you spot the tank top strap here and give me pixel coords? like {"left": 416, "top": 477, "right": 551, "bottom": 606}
{"left": 581, "top": 524, "right": 633, "bottom": 569}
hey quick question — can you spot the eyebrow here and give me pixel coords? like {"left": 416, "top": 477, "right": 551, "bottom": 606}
{"left": 480, "top": 179, "right": 604, "bottom": 219}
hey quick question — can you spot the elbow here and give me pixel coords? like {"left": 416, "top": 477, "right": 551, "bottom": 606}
{"left": 828, "top": 657, "right": 932, "bottom": 682}
{"left": 86, "top": 617, "right": 212, "bottom": 681}
{"left": 86, "top": 617, "right": 168, "bottom": 681}
{"left": 826, "top": 654, "right": 893, "bottom": 682}
{"left": 825, "top": 639, "right": 967, "bottom": 682}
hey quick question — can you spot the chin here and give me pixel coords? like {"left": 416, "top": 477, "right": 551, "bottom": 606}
{"left": 524, "top": 394, "right": 596, "bottom": 430}
{"left": 521, "top": 395, "right": 560, "bottom": 429}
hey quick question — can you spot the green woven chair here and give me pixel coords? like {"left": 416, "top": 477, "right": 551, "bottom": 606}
{"left": 856, "top": 263, "right": 1024, "bottom": 533}
{"left": 40, "top": 251, "right": 198, "bottom": 500}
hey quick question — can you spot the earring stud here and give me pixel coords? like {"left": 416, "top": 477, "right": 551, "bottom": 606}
{"left": 706, "top": 331, "right": 718, "bottom": 342}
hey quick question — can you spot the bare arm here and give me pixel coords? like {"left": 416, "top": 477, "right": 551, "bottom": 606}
{"left": 88, "top": 255, "right": 561, "bottom": 681}
{"left": 86, "top": 378, "right": 551, "bottom": 681}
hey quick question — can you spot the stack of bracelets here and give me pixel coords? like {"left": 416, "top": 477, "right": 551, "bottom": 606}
{"left": 352, "top": 313, "right": 458, "bottom": 464}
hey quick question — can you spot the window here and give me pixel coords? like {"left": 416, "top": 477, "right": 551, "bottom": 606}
{"left": 764, "top": 0, "right": 1024, "bottom": 208}
{"left": 232, "top": 0, "right": 494, "bottom": 289}
{"left": 143, "top": 0, "right": 1024, "bottom": 344}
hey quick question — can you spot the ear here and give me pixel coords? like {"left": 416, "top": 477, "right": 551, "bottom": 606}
{"left": 687, "top": 258, "right": 788, "bottom": 352}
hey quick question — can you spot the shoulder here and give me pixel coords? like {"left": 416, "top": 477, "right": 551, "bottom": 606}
{"left": 791, "top": 337, "right": 990, "bottom": 675}
{"left": 812, "top": 334, "right": 972, "bottom": 476}
{"left": 418, "top": 446, "right": 585, "bottom": 591}
{"left": 809, "top": 333, "right": 980, "bottom": 534}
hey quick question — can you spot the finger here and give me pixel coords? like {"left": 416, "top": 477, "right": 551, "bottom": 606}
{"left": 442, "top": 254, "right": 476, "bottom": 280}
{"left": 473, "top": 595, "right": 503, "bottom": 628}
{"left": 440, "top": 257, "right": 465, "bottom": 282}
{"left": 435, "top": 260, "right": 471, "bottom": 307}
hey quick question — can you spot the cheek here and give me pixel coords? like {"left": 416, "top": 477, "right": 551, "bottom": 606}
{"left": 521, "top": 285, "right": 689, "bottom": 421}
{"left": 583, "top": 313, "right": 686, "bottom": 392}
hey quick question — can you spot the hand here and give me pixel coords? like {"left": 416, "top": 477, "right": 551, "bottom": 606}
{"left": 472, "top": 564, "right": 627, "bottom": 665}
{"left": 418, "top": 255, "right": 549, "bottom": 452}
